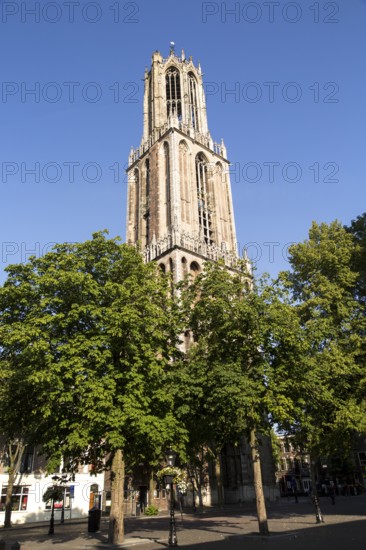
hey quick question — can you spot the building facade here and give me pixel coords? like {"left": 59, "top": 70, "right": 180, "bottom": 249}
{"left": 275, "top": 434, "right": 366, "bottom": 497}
{"left": 0, "top": 443, "right": 104, "bottom": 524}
{"left": 275, "top": 436, "right": 311, "bottom": 496}
{"left": 126, "top": 47, "right": 277, "bottom": 505}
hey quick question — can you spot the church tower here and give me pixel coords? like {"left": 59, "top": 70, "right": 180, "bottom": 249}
{"left": 126, "top": 47, "right": 277, "bottom": 506}
{"left": 126, "top": 46, "right": 239, "bottom": 281}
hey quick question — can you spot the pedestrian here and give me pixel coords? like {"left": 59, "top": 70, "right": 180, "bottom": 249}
{"left": 329, "top": 482, "right": 335, "bottom": 505}
{"left": 291, "top": 478, "right": 298, "bottom": 503}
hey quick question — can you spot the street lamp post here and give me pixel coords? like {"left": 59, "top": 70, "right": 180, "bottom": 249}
{"left": 46, "top": 473, "right": 69, "bottom": 534}
{"left": 165, "top": 448, "right": 178, "bottom": 547}
{"left": 312, "top": 493, "right": 324, "bottom": 523}
{"left": 48, "top": 494, "right": 55, "bottom": 535}
{"left": 310, "top": 461, "right": 324, "bottom": 524}
{"left": 59, "top": 474, "right": 68, "bottom": 525}
{"left": 60, "top": 492, "right": 65, "bottom": 524}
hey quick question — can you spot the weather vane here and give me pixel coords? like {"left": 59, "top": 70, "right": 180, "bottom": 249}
{"left": 170, "top": 41, "right": 175, "bottom": 54}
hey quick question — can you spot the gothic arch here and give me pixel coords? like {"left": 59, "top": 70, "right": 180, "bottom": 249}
{"left": 144, "top": 159, "right": 151, "bottom": 244}
{"left": 195, "top": 153, "right": 214, "bottom": 245}
{"left": 133, "top": 168, "right": 140, "bottom": 243}
{"left": 163, "top": 142, "right": 171, "bottom": 228}
{"left": 179, "top": 139, "right": 189, "bottom": 151}
{"left": 184, "top": 329, "right": 191, "bottom": 349}
{"left": 179, "top": 140, "right": 190, "bottom": 224}
{"left": 196, "top": 151, "right": 209, "bottom": 165}
{"left": 215, "top": 162, "right": 228, "bottom": 244}
{"left": 145, "top": 158, "right": 150, "bottom": 197}
{"left": 190, "top": 261, "right": 201, "bottom": 279}
{"left": 215, "top": 161, "right": 223, "bottom": 176}
{"left": 166, "top": 67, "right": 182, "bottom": 119}
{"left": 181, "top": 256, "right": 188, "bottom": 278}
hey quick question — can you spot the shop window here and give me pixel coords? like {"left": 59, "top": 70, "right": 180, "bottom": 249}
{"left": 0, "top": 486, "right": 29, "bottom": 511}
{"left": 44, "top": 486, "right": 71, "bottom": 510}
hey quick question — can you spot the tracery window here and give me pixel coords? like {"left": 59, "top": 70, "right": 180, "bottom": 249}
{"left": 145, "top": 159, "right": 150, "bottom": 243}
{"left": 145, "top": 159, "right": 150, "bottom": 198}
{"left": 179, "top": 141, "right": 190, "bottom": 223}
{"left": 216, "top": 162, "right": 229, "bottom": 244}
{"left": 164, "top": 143, "right": 171, "bottom": 227}
{"left": 166, "top": 68, "right": 182, "bottom": 119}
{"left": 195, "top": 153, "right": 213, "bottom": 245}
{"left": 134, "top": 168, "right": 140, "bottom": 242}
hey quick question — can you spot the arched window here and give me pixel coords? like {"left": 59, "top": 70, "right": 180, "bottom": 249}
{"left": 134, "top": 168, "right": 140, "bottom": 242}
{"left": 216, "top": 162, "right": 228, "bottom": 244}
{"left": 184, "top": 330, "right": 191, "bottom": 349}
{"left": 196, "top": 153, "right": 213, "bottom": 245}
{"left": 188, "top": 72, "right": 199, "bottom": 130}
{"left": 166, "top": 68, "right": 182, "bottom": 119}
{"left": 159, "top": 263, "right": 166, "bottom": 274}
{"left": 164, "top": 143, "right": 171, "bottom": 227}
{"left": 145, "top": 158, "right": 150, "bottom": 197}
{"left": 179, "top": 141, "right": 190, "bottom": 224}
{"left": 190, "top": 261, "right": 201, "bottom": 279}
{"left": 145, "top": 159, "right": 150, "bottom": 243}
{"left": 181, "top": 257, "right": 188, "bottom": 277}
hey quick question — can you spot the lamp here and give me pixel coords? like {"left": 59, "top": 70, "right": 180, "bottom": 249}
{"left": 165, "top": 448, "right": 177, "bottom": 468}
{"left": 164, "top": 448, "right": 178, "bottom": 547}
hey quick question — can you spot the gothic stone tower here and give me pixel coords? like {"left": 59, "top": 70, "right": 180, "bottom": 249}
{"left": 126, "top": 47, "right": 277, "bottom": 505}
{"left": 126, "top": 46, "right": 239, "bottom": 280}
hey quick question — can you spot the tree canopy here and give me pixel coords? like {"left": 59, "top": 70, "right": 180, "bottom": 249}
{"left": 0, "top": 232, "right": 186, "bottom": 541}
{"left": 279, "top": 221, "right": 366, "bottom": 458}
{"left": 1, "top": 215, "right": 366, "bottom": 535}
{"left": 173, "top": 260, "right": 304, "bottom": 534}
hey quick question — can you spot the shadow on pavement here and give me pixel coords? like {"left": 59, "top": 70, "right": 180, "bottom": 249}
{"left": 171, "top": 519, "right": 366, "bottom": 550}
{"left": 0, "top": 496, "right": 364, "bottom": 548}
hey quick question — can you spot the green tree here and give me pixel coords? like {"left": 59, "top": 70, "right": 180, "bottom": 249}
{"left": 0, "top": 359, "right": 28, "bottom": 528}
{"left": 175, "top": 261, "right": 303, "bottom": 535}
{"left": 345, "top": 212, "right": 366, "bottom": 305}
{"left": 0, "top": 264, "right": 48, "bottom": 527}
{"left": 279, "top": 221, "right": 366, "bottom": 518}
{"left": 0, "top": 233, "right": 186, "bottom": 543}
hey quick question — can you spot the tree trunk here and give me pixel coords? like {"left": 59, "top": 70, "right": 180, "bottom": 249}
{"left": 250, "top": 428, "right": 269, "bottom": 536}
{"left": 4, "top": 468, "right": 16, "bottom": 529}
{"left": 197, "top": 466, "right": 204, "bottom": 508}
{"left": 108, "top": 449, "right": 125, "bottom": 544}
{"left": 197, "top": 485, "right": 203, "bottom": 508}
{"left": 4, "top": 442, "right": 25, "bottom": 528}
{"left": 214, "top": 455, "right": 224, "bottom": 508}
{"left": 148, "top": 470, "right": 155, "bottom": 508}
{"left": 189, "top": 465, "right": 203, "bottom": 509}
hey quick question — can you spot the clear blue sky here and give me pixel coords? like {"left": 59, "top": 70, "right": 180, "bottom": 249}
{"left": 1, "top": 0, "right": 365, "bottom": 282}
